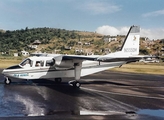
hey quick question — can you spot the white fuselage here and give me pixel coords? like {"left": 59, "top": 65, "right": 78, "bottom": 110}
{"left": 2, "top": 60, "right": 125, "bottom": 80}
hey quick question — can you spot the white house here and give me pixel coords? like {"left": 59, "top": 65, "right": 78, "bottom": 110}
{"left": 104, "top": 37, "right": 117, "bottom": 43}
{"left": 21, "top": 51, "right": 29, "bottom": 56}
{"left": 13, "top": 53, "right": 18, "bottom": 57}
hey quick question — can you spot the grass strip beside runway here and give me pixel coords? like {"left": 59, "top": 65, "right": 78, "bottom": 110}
{"left": 0, "top": 59, "right": 22, "bottom": 68}
{"left": 111, "top": 62, "right": 164, "bottom": 75}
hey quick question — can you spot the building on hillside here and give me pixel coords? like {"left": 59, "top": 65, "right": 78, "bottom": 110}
{"left": 75, "top": 48, "right": 83, "bottom": 53}
{"left": 28, "top": 40, "right": 42, "bottom": 49}
{"left": 21, "top": 50, "right": 29, "bottom": 56}
{"left": 84, "top": 42, "right": 90, "bottom": 45}
{"left": 109, "top": 37, "right": 117, "bottom": 42}
{"left": 13, "top": 53, "right": 18, "bottom": 57}
{"left": 64, "top": 46, "right": 72, "bottom": 50}
{"left": 28, "top": 45, "right": 38, "bottom": 49}
{"left": 103, "top": 37, "right": 117, "bottom": 43}
{"left": 78, "top": 42, "right": 82, "bottom": 45}
{"left": 33, "top": 40, "right": 41, "bottom": 45}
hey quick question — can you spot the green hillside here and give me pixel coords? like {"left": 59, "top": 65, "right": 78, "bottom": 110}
{"left": 0, "top": 27, "right": 163, "bottom": 56}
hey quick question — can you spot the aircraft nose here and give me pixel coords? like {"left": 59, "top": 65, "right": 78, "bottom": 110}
{"left": 2, "top": 69, "right": 5, "bottom": 74}
{"left": 2, "top": 69, "right": 6, "bottom": 75}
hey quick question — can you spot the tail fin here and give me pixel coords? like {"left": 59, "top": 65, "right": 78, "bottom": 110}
{"left": 120, "top": 25, "right": 140, "bottom": 55}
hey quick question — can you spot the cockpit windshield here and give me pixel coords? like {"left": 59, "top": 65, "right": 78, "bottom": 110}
{"left": 20, "top": 58, "right": 33, "bottom": 67}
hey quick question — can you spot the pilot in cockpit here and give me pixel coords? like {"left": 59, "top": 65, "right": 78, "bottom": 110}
{"left": 21, "top": 59, "right": 31, "bottom": 68}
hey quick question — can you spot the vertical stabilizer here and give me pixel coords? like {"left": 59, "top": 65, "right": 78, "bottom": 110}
{"left": 120, "top": 26, "right": 140, "bottom": 55}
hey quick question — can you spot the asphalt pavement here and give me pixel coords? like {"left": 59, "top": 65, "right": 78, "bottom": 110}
{"left": 0, "top": 69, "right": 164, "bottom": 120}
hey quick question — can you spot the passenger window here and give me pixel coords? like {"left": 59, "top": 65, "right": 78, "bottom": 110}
{"left": 35, "top": 61, "right": 41, "bottom": 67}
{"left": 35, "top": 61, "right": 44, "bottom": 67}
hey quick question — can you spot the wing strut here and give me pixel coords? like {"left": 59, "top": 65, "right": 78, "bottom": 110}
{"left": 69, "top": 62, "right": 82, "bottom": 88}
{"left": 74, "top": 62, "right": 82, "bottom": 80}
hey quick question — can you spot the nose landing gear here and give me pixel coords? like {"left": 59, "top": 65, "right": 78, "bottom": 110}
{"left": 4, "top": 77, "right": 11, "bottom": 85}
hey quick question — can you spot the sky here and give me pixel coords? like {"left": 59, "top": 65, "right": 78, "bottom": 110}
{"left": 0, "top": 0, "right": 164, "bottom": 40}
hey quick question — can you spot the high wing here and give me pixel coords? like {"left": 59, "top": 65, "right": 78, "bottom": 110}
{"left": 62, "top": 55, "right": 98, "bottom": 61}
{"left": 61, "top": 54, "right": 143, "bottom": 63}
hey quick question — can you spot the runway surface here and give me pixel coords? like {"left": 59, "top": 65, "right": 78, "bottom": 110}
{"left": 0, "top": 69, "right": 164, "bottom": 120}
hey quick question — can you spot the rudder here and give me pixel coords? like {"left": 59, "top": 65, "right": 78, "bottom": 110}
{"left": 120, "top": 26, "right": 140, "bottom": 55}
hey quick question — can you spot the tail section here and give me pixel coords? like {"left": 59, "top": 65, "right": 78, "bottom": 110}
{"left": 97, "top": 25, "right": 140, "bottom": 61}
{"left": 120, "top": 25, "right": 140, "bottom": 55}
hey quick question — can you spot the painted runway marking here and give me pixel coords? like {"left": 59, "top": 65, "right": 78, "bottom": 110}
{"left": 80, "top": 110, "right": 125, "bottom": 115}
{"left": 81, "top": 87, "right": 164, "bottom": 100}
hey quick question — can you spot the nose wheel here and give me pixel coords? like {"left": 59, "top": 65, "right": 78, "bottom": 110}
{"left": 4, "top": 77, "right": 11, "bottom": 85}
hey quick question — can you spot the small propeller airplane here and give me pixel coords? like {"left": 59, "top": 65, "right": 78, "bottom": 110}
{"left": 2, "top": 25, "right": 145, "bottom": 88}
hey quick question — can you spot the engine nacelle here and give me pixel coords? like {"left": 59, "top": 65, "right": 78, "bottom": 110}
{"left": 55, "top": 60, "right": 74, "bottom": 68}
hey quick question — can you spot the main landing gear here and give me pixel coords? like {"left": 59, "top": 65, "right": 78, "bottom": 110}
{"left": 4, "top": 77, "right": 11, "bottom": 85}
{"left": 69, "top": 80, "right": 81, "bottom": 88}
{"left": 54, "top": 78, "right": 81, "bottom": 88}
{"left": 69, "top": 62, "right": 82, "bottom": 88}
{"left": 55, "top": 78, "right": 62, "bottom": 83}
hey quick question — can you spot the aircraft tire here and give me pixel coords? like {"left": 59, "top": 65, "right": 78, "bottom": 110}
{"left": 4, "top": 77, "right": 11, "bottom": 85}
{"left": 55, "top": 78, "right": 62, "bottom": 83}
{"left": 73, "top": 81, "right": 81, "bottom": 88}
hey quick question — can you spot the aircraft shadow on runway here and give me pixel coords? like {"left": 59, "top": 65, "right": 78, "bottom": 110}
{"left": 80, "top": 80, "right": 132, "bottom": 86}
{"left": 5, "top": 79, "right": 96, "bottom": 97}
{"left": 8, "top": 78, "right": 133, "bottom": 87}
{"left": 4, "top": 78, "right": 134, "bottom": 97}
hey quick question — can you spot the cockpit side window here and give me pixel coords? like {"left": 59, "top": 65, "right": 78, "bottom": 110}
{"left": 20, "top": 59, "right": 33, "bottom": 67}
